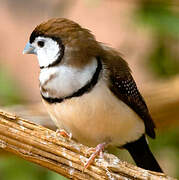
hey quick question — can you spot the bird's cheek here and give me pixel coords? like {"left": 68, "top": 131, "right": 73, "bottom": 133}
{"left": 37, "top": 52, "right": 48, "bottom": 67}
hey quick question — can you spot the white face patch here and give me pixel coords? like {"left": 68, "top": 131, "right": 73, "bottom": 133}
{"left": 32, "top": 36, "right": 61, "bottom": 68}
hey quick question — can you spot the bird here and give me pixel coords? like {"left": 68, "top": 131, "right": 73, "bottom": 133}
{"left": 23, "top": 18, "right": 163, "bottom": 172}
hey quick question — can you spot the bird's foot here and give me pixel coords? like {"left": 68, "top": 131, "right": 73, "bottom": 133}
{"left": 84, "top": 142, "right": 106, "bottom": 170}
{"left": 56, "top": 129, "right": 72, "bottom": 139}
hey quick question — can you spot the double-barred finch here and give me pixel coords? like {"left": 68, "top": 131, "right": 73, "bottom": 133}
{"left": 23, "top": 18, "right": 163, "bottom": 172}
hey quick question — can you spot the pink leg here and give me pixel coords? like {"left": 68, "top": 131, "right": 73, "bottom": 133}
{"left": 84, "top": 143, "right": 106, "bottom": 170}
{"left": 56, "top": 129, "right": 72, "bottom": 139}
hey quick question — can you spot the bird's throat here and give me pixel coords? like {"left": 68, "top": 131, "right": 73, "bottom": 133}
{"left": 40, "top": 57, "right": 102, "bottom": 103}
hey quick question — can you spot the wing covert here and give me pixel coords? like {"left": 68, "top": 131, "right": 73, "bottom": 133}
{"left": 108, "top": 72, "right": 156, "bottom": 138}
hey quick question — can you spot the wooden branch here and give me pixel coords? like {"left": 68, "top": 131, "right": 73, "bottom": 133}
{"left": 143, "top": 77, "right": 179, "bottom": 129}
{"left": 0, "top": 109, "right": 175, "bottom": 180}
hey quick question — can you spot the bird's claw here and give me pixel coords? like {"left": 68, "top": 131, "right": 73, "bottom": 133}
{"left": 56, "top": 129, "right": 72, "bottom": 139}
{"left": 84, "top": 143, "right": 106, "bottom": 170}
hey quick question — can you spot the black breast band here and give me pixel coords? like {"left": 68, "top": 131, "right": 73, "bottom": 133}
{"left": 41, "top": 57, "right": 102, "bottom": 104}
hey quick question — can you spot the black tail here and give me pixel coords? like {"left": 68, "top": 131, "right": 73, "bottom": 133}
{"left": 124, "top": 135, "right": 163, "bottom": 172}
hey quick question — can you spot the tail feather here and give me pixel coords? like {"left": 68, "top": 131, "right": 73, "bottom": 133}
{"left": 124, "top": 135, "right": 163, "bottom": 173}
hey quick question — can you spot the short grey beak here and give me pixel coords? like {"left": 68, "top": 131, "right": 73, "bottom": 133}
{"left": 23, "top": 42, "right": 36, "bottom": 55}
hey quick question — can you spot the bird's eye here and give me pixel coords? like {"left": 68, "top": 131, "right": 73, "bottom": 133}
{"left": 37, "top": 41, "right": 45, "bottom": 48}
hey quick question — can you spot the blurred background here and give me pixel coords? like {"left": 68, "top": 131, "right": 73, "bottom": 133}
{"left": 0, "top": 0, "right": 179, "bottom": 179}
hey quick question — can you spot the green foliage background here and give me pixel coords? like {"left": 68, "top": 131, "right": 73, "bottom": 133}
{"left": 135, "top": 0, "right": 179, "bottom": 78}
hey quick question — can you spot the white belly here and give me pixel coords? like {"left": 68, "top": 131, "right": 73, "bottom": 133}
{"left": 43, "top": 80, "right": 145, "bottom": 147}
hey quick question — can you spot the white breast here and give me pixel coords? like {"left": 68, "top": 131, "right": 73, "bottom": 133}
{"left": 43, "top": 79, "right": 145, "bottom": 147}
{"left": 39, "top": 58, "right": 97, "bottom": 98}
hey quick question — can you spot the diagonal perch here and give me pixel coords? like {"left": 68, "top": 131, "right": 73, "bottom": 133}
{"left": 0, "top": 109, "right": 175, "bottom": 180}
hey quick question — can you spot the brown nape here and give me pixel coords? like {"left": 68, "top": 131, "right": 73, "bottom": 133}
{"left": 30, "top": 18, "right": 103, "bottom": 68}
{"left": 30, "top": 18, "right": 82, "bottom": 43}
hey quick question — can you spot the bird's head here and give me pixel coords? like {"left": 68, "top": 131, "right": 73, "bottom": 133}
{"left": 23, "top": 18, "right": 101, "bottom": 69}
